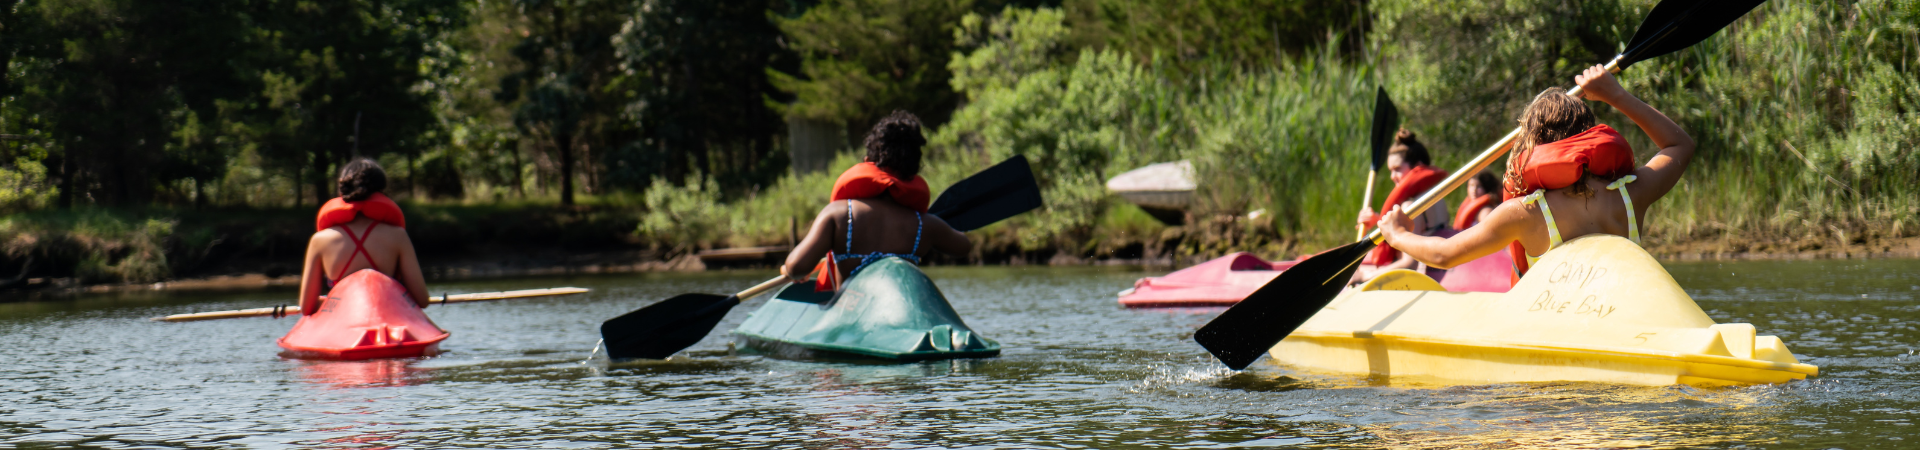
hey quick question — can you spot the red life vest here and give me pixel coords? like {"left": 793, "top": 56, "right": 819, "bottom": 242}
{"left": 814, "top": 163, "right": 933, "bottom": 291}
{"left": 1453, "top": 193, "right": 1498, "bottom": 230}
{"left": 1501, "top": 125, "right": 1635, "bottom": 282}
{"left": 1364, "top": 164, "right": 1447, "bottom": 266}
{"left": 315, "top": 193, "right": 406, "bottom": 232}
{"left": 829, "top": 162, "right": 930, "bottom": 212}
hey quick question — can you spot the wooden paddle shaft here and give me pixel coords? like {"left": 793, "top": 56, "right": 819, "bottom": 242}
{"left": 150, "top": 287, "right": 591, "bottom": 322}
{"left": 1364, "top": 56, "right": 1624, "bottom": 245}
{"left": 734, "top": 276, "right": 789, "bottom": 300}
{"left": 1358, "top": 169, "right": 1378, "bottom": 241}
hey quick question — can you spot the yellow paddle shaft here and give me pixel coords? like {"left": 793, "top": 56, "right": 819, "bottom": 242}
{"left": 149, "top": 287, "right": 591, "bottom": 322}
{"left": 1363, "top": 56, "right": 1622, "bottom": 245}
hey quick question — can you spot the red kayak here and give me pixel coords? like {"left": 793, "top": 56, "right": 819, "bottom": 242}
{"left": 1117, "top": 252, "right": 1299, "bottom": 307}
{"left": 278, "top": 269, "right": 449, "bottom": 360}
{"left": 1433, "top": 246, "right": 1515, "bottom": 293}
{"left": 1117, "top": 249, "right": 1513, "bottom": 308}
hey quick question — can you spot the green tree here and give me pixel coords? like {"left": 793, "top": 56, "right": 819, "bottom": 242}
{"left": 11, "top": 0, "right": 255, "bottom": 206}
{"left": 1063, "top": 0, "right": 1366, "bottom": 72}
{"left": 0, "top": 0, "right": 56, "bottom": 212}
{"left": 611, "top": 0, "right": 794, "bottom": 190}
{"left": 770, "top": 0, "right": 979, "bottom": 140}
{"left": 497, "top": 0, "right": 632, "bottom": 206}
{"left": 242, "top": 0, "right": 469, "bottom": 206}
{"left": 422, "top": 0, "right": 533, "bottom": 200}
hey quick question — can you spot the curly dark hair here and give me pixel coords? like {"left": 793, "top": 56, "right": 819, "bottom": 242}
{"left": 863, "top": 110, "right": 926, "bottom": 178}
{"left": 337, "top": 158, "right": 388, "bottom": 202}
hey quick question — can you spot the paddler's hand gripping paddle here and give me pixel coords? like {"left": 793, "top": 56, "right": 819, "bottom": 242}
{"left": 599, "top": 155, "right": 1044, "bottom": 360}
{"left": 1193, "top": 0, "right": 1772, "bottom": 371}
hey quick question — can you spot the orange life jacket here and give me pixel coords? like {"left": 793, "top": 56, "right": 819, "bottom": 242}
{"left": 1364, "top": 164, "right": 1447, "bottom": 266}
{"left": 814, "top": 163, "right": 932, "bottom": 291}
{"left": 315, "top": 193, "right": 406, "bottom": 232}
{"left": 1453, "top": 193, "right": 1498, "bottom": 230}
{"left": 1501, "top": 125, "right": 1635, "bottom": 283}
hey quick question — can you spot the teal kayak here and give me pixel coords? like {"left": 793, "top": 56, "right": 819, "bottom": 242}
{"left": 733, "top": 257, "right": 1001, "bottom": 361}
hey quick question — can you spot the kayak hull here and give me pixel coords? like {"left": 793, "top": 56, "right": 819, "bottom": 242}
{"left": 1432, "top": 244, "right": 1515, "bottom": 293}
{"left": 1120, "top": 248, "right": 1514, "bottom": 308}
{"left": 1266, "top": 236, "right": 1817, "bottom": 386}
{"left": 1117, "top": 252, "right": 1295, "bottom": 307}
{"left": 734, "top": 258, "right": 1000, "bottom": 361}
{"left": 277, "top": 269, "right": 449, "bottom": 360}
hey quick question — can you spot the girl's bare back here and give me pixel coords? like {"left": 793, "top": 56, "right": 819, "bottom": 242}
{"left": 301, "top": 215, "right": 430, "bottom": 311}
{"left": 312, "top": 217, "right": 410, "bottom": 280}
{"left": 1518, "top": 176, "right": 1645, "bottom": 257}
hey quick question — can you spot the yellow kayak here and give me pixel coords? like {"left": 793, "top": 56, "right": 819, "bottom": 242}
{"left": 1268, "top": 235, "right": 1818, "bottom": 387}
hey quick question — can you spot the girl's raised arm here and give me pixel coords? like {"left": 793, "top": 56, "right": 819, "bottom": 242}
{"left": 1574, "top": 64, "right": 1696, "bottom": 207}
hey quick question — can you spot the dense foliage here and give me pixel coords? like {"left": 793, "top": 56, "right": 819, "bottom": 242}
{"left": 4, "top": 0, "right": 1919, "bottom": 284}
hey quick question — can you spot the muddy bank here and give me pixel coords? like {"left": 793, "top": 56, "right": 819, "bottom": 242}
{"left": 1646, "top": 230, "right": 1920, "bottom": 261}
{"left": 12, "top": 230, "right": 1920, "bottom": 301}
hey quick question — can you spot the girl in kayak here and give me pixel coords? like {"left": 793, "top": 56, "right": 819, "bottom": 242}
{"left": 1453, "top": 171, "right": 1501, "bottom": 230}
{"left": 1376, "top": 64, "right": 1695, "bottom": 281}
{"left": 1350, "top": 129, "right": 1451, "bottom": 285}
{"left": 298, "top": 158, "right": 432, "bottom": 313}
{"left": 782, "top": 110, "right": 972, "bottom": 290}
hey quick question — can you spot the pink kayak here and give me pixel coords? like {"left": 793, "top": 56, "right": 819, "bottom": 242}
{"left": 1117, "top": 250, "right": 1513, "bottom": 308}
{"left": 278, "top": 269, "right": 449, "bottom": 360}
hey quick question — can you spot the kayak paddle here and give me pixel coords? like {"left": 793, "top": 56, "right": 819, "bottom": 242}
{"left": 1194, "top": 0, "right": 1770, "bottom": 371}
{"left": 599, "top": 276, "right": 789, "bottom": 360}
{"left": 1357, "top": 87, "right": 1399, "bottom": 241}
{"left": 150, "top": 287, "right": 591, "bottom": 322}
{"left": 599, "top": 155, "right": 1045, "bottom": 360}
{"left": 928, "top": 155, "right": 1045, "bottom": 232}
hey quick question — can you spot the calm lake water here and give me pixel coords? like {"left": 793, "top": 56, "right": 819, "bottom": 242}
{"left": 2, "top": 259, "right": 1916, "bottom": 448}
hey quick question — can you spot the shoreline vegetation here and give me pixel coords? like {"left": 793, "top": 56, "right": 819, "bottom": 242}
{"left": 4, "top": 1, "right": 1918, "bottom": 299}
{"left": 5, "top": 199, "right": 1920, "bottom": 300}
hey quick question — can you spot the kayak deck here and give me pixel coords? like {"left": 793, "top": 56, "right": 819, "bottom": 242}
{"left": 1119, "top": 249, "right": 1512, "bottom": 308}
{"left": 734, "top": 258, "right": 1000, "bottom": 361}
{"left": 277, "top": 269, "right": 448, "bottom": 360}
{"left": 1117, "top": 252, "right": 1296, "bottom": 308}
{"left": 1266, "top": 236, "right": 1817, "bottom": 386}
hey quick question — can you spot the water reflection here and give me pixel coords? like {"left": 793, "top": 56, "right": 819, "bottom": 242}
{"left": 289, "top": 358, "right": 434, "bottom": 389}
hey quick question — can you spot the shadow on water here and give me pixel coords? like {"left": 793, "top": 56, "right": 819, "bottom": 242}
{"left": 1210, "top": 372, "right": 1315, "bottom": 392}
{"left": 600, "top": 353, "right": 757, "bottom": 376}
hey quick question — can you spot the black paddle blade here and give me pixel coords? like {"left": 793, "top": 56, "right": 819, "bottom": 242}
{"left": 928, "top": 155, "right": 1045, "bottom": 232}
{"left": 1194, "top": 241, "right": 1378, "bottom": 370}
{"left": 1619, "top": 0, "right": 1768, "bottom": 68}
{"left": 600, "top": 294, "right": 739, "bottom": 360}
{"left": 1369, "top": 87, "right": 1399, "bottom": 171}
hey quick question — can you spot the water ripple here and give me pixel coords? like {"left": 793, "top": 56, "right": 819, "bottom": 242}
{"left": 0, "top": 263, "right": 1916, "bottom": 447}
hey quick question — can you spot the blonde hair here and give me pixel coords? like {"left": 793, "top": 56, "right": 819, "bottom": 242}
{"left": 1504, "top": 88, "right": 1597, "bottom": 199}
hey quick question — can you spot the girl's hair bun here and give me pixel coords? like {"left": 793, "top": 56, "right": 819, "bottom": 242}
{"left": 337, "top": 158, "right": 387, "bottom": 202}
